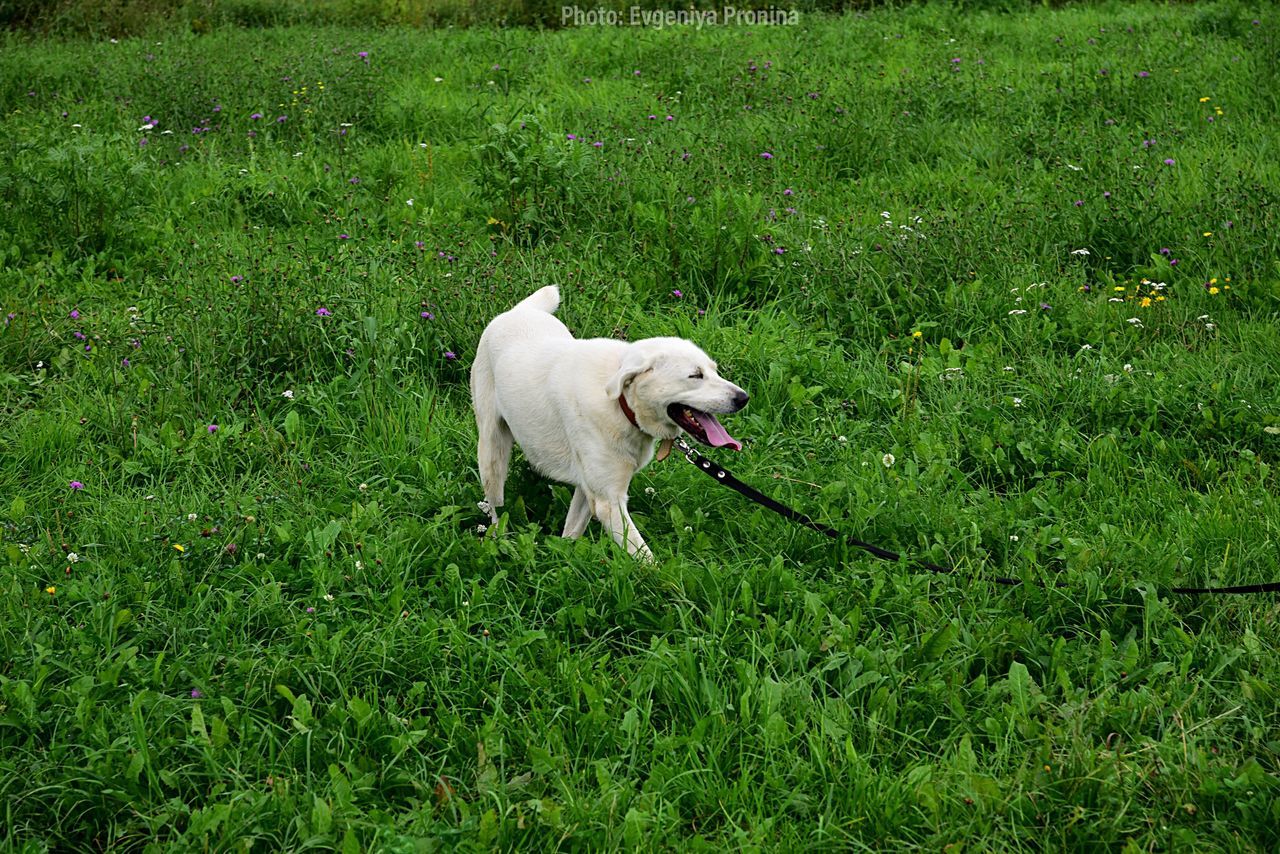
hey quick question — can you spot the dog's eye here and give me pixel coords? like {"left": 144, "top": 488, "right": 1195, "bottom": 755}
{"left": 689, "top": 370, "right": 704, "bottom": 380}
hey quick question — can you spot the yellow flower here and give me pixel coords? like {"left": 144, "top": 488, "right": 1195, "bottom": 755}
{"left": 1215, "top": 108, "right": 1224, "bottom": 115}
{"left": 46, "top": 586, "right": 56, "bottom": 595}
{"left": 173, "top": 544, "right": 185, "bottom": 552}
{"left": 1114, "top": 286, "right": 1125, "bottom": 292}
{"left": 1203, "top": 231, "right": 1212, "bottom": 237}
{"left": 1199, "top": 97, "right": 1210, "bottom": 103}
{"left": 1140, "top": 297, "right": 1152, "bottom": 307}
{"left": 1210, "top": 278, "right": 1217, "bottom": 284}
{"left": 912, "top": 330, "right": 923, "bottom": 339}
{"left": 1209, "top": 287, "right": 1220, "bottom": 295}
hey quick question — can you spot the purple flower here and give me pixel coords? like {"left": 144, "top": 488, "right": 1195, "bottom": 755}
{"left": 1040, "top": 302, "right": 1051, "bottom": 311}
{"left": 951, "top": 57, "right": 961, "bottom": 63}
{"left": 316, "top": 307, "right": 332, "bottom": 316}
{"left": 230, "top": 275, "right": 243, "bottom": 284}
{"left": 69, "top": 309, "right": 80, "bottom": 319}
{"left": 121, "top": 358, "right": 130, "bottom": 367}
{"left": 276, "top": 115, "right": 287, "bottom": 123}
{"left": 207, "top": 424, "right": 218, "bottom": 433}
{"left": 672, "top": 289, "right": 683, "bottom": 298}
{"left": 783, "top": 188, "right": 793, "bottom": 196}
{"left": 251, "top": 113, "right": 262, "bottom": 120}
{"left": 358, "top": 51, "right": 369, "bottom": 62}
{"left": 1103, "top": 191, "right": 1112, "bottom": 199}
{"left": 1163, "top": 158, "right": 1175, "bottom": 166}
{"left": 1074, "top": 200, "right": 1084, "bottom": 207}
{"left": 1142, "top": 139, "right": 1155, "bottom": 148}
{"left": 306, "top": 607, "right": 315, "bottom": 614}
{"left": 348, "top": 177, "right": 360, "bottom": 184}
{"left": 774, "top": 247, "right": 786, "bottom": 255}
{"left": 592, "top": 141, "right": 603, "bottom": 148}
{"left": 191, "top": 689, "right": 203, "bottom": 699}
{"left": 69, "top": 481, "right": 84, "bottom": 490}
{"left": 1159, "top": 247, "right": 1171, "bottom": 256}
{"left": 5, "top": 312, "right": 15, "bottom": 325}
{"left": 648, "top": 114, "right": 656, "bottom": 120}
{"left": 415, "top": 241, "right": 425, "bottom": 249}
{"left": 420, "top": 311, "right": 434, "bottom": 319}
{"left": 760, "top": 152, "right": 773, "bottom": 160}
{"left": 1136, "top": 71, "right": 1150, "bottom": 78}
{"left": 1169, "top": 259, "right": 1179, "bottom": 266}
{"left": 665, "top": 115, "right": 674, "bottom": 121}
{"left": 566, "top": 134, "right": 577, "bottom": 141}
{"left": 338, "top": 234, "right": 350, "bottom": 240}
{"left": 444, "top": 351, "right": 457, "bottom": 360}
{"left": 73, "top": 331, "right": 85, "bottom": 340}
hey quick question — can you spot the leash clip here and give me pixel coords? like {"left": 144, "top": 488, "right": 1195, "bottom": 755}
{"left": 675, "top": 436, "right": 698, "bottom": 464}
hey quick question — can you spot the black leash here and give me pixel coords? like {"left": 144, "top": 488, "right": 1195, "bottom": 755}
{"left": 675, "top": 440, "right": 1280, "bottom": 597}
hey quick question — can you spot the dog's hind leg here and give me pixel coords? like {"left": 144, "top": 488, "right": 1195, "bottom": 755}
{"left": 562, "top": 486, "right": 591, "bottom": 539}
{"left": 471, "top": 349, "right": 512, "bottom": 524}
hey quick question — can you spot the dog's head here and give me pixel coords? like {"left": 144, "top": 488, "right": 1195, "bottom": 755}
{"left": 605, "top": 337, "right": 748, "bottom": 449}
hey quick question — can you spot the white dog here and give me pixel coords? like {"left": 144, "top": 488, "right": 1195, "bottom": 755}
{"left": 470, "top": 286, "right": 748, "bottom": 560}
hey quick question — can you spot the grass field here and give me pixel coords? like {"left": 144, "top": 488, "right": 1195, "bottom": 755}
{"left": 3, "top": 2, "right": 1280, "bottom": 849}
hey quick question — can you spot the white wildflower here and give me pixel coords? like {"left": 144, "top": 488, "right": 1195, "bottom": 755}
{"left": 882, "top": 453, "right": 895, "bottom": 468}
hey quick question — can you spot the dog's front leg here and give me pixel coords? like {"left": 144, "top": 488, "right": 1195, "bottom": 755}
{"left": 594, "top": 495, "right": 654, "bottom": 562}
{"left": 562, "top": 486, "right": 592, "bottom": 539}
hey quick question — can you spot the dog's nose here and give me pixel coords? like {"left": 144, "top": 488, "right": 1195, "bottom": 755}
{"left": 732, "top": 390, "right": 750, "bottom": 411}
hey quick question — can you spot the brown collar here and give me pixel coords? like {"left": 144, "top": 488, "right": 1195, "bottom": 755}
{"left": 618, "top": 394, "right": 640, "bottom": 429}
{"left": 620, "top": 394, "right": 674, "bottom": 461}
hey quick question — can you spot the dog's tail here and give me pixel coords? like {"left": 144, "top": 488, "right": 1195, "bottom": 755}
{"left": 514, "top": 285, "right": 560, "bottom": 314}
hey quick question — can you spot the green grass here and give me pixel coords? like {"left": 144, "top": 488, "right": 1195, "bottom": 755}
{"left": 3, "top": 3, "right": 1280, "bottom": 849}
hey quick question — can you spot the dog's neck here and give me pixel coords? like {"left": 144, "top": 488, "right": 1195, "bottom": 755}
{"left": 618, "top": 393, "right": 641, "bottom": 431}
{"left": 619, "top": 392, "right": 674, "bottom": 462}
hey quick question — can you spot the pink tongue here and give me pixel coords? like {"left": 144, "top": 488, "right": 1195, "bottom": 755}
{"left": 692, "top": 410, "right": 741, "bottom": 450}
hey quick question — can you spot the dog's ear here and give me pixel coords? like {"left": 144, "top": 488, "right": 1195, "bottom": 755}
{"left": 605, "top": 349, "right": 653, "bottom": 398}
